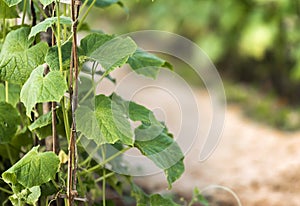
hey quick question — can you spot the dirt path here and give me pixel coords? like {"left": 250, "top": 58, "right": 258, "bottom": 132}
{"left": 100, "top": 69, "right": 300, "bottom": 205}
{"left": 134, "top": 90, "right": 300, "bottom": 206}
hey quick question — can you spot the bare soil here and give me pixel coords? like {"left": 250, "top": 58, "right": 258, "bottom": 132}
{"left": 135, "top": 90, "right": 300, "bottom": 206}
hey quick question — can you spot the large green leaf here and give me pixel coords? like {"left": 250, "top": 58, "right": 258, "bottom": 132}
{"left": 0, "top": 27, "right": 48, "bottom": 84}
{"left": 127, "top": 49, "right": 172, "bottom": 79}
{"left": 80, "top": 33, "right": 114, "bottom": 57}
{"left": 0, "top": 102, "right": 20, "bottom": 144}
{"left": 75, "top": 106, "right": 102, "bottom": 144}
{"left": 2, "top": 146, "right": 60, "bottom": 188}
{"left": 134, "top": 125, "right": 184, "bottom": 189}
{"left": 112, "top": 94, "right": 164, "bottom": 139}
{"left": 2, "top": 0, "right": 21, "bottom": 6}
{"left": 0, "top": 83, "right": 21, "bottom": 106}
{"left": 90, "top": 37, "right": 136, "bottom": 71}
{"left": 150, "top": 194, "right": 180, "bottom": 206}
{"left": 76, "top": 95, "right": 134, "bottom": 145}
{"left": 0, "top": 0, "right": 19, "bottom": 18}
{"left": 29, "top": 16, "right": 72, "bottom": 39}
{"left": 20, "top": 65, "right": 67, "bottom": 118}
{"left": 111, "top": 94, "right": 184, "bottom": 188}
{"left": 80, "top": 33, "right": 137, "bottom": 72}
{"left": 95, "top": 95, "right": 133, "bottom": 145}
{"left": 45, "top": 41, "right": 73, "bottom": 71}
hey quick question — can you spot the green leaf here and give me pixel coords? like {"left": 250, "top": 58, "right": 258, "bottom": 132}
{"left": 0, "top": 27, "right": 48, "bottom": 84}
{"left": 2, "top": 146, "right": 60, "bottom": 188}
{"left": 130, "top": 182, "right": 150, "bottom": 206}
{"left": 90, "top": 37, "right": 136, "bottom": 71}
{"left": 8, "top": 186, "right": 41, "bottom": 205}
{"left": 112, "top": 94, "right": 165, "bottom": 139}
{"left": 75, "top": 106, "right": 102, "bottom": 144}
{"left": 45, "top": 41, "right": 73, "bottom": 71}
{"left": 150, "top": 194, "right": 180, "bottom": 206}
{"left": 40, "top": 181, "right": 57, "bottom": 196}
{"left": 0, "top": 83, "right": 21, "bottom": 106}
{"left": 2, "top": 0, "right": 21, "bottom": 7}
{"left": 111, "top": 93, "right": 160, "bottom": 124}
{"left": 76, "top": 95, "right": 134, "bottom": 145}
{"left": 28, "top": 111, "right": 52, "bottom": 140}
{"left": 28, "top": 112, "right": 52, "bottom": 131}
{"left": 80, "top": 33, "right": 114, "bottom": 57}
{"left": 26, "top": 186, "right": 41, "bottom": 205}
{"left": 189, "top": 187, "right": 209, "bottom": 206}
{"left": 0, "top": 0, "right": 19, "bottom": 18}
{"left": 0, "top": 102, "right": 20, "bottom": 144}
{"left": 29, "top": 16, "right": 72, "bottom": 39}
{"left": 95, "top": 95, "right": 133, "bottom": 145}
{"left": 165, "top": 159, "right": 185, "bottom": 189}
{"left": 127, "top": 49, "right": 172, "bottom": 79}
{"left": 134, "top": 125, "right": 184, "bottom": 189}
{"left": 80, "top": 33, "right": 137, "bottom": 72}
{"left": 76, "top": 89, "right": 182, "bottom": 189}
{"left": 20, "top": 65, "right": 67, "bottom": 118}
{"left": 39, "top": 0, "right": 55, "bottom": 7}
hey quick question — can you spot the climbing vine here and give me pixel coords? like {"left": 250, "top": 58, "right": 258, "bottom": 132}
{"left": 0, "top": 0, "right": 208, "bottom": 205}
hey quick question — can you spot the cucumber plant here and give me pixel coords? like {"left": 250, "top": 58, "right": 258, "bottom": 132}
{"left": 0, "top": 0, "right": 208, "bottom": 205}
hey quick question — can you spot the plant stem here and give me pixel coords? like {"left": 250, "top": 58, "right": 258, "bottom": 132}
{"left": 80, "top": 147, "right": 130, "bottom": 175}
{"left": 5, "top": 81, "right": 8, "bottom": 102}
{"left": 61, "top": 98, "right": 70, "bottom": 141}
{"left": 79, "top": 71, "right": 108, "bottom": 105}
{"left": 67, "top": 0, "right": 81, "bottom": 204}
{"left": 79, "top": 145, "right": 99, "bottom": 166}
{"left": 51, "top": 14, "right": 60, "bottom": 155}
{"left": 0, "top": 186, "right": 13, "bottom": 194}
{"left": 33, "top": 0, "right": 48, "bottom": 19}
{"left": 63, "top": 4, "right": 67, "bottom": 41}
{"left": 78, "top": 0, "right": 88, "bottom": 15}
{"left": 101, "top": 145, "right": 106, "bottom": 206}
{"left": 75, "top": 133, "right": 83, "bottom": 144}
{"left": 56, "top": 2, "right": 63, "bottom": 72}
{"left": 2, "top": 16, "right": 6, "bottom": 40}
{"left": 95, "top": 172, "right": 114, "bottom": 183}
{"left": 21, "top": 0, "right": 28, "bottom": 25}
{"left": 77, "top": 0, "right": 96, "bottom": 30}
{"left": 5, "top": 144, "right": 13, "bottom": 165}
{"left": 4, "top": 82, "right": 13, "bottom": 165}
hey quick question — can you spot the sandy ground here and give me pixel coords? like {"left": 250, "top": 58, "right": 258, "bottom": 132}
{"left": 98, "top": 68, "right": 300, "bottom": 205}
{"left": 134, "top": 90, "right": 300, "bottom": 206}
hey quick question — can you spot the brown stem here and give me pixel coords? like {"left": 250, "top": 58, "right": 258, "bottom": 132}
{"left": 67, "top": 0, "right": 81, "bottom": 205}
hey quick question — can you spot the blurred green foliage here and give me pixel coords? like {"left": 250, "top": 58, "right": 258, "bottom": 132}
{"left": 90, "top": 0, "right": 300, "bottom": 104}
{"left": 225, "top": 80, "right": 300, "bottom": 130}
